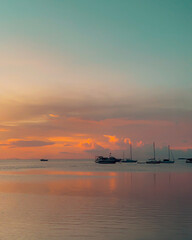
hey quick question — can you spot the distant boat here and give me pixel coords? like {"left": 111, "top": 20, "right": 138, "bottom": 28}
{"left": 40, "top": 159, "right": 48, "bottom": 161}
{"left": 95, "top": 154, "right": 118, "bottom": 164}
{"left": 186, "top": 158, "right": 192, "bottom": 163}
{"left": 121, "top": 143, "right": 137, "bottom": 163}
{"left": 160, "top": 145, "right": 174, "bottom": 164}
{"left": 178, "top": 158, "right": 186, "bottom": 160}
{"left": 146, "top": 142, "right": 161, "bottom": 164}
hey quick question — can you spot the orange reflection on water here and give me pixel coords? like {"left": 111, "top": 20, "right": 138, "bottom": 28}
{"left": 109, "top": 178, "right": 117, "bottom": 192}
{"left": 0, "top": 169, "right": 117, "bottom": 177}
{"left": 0, "top": 171, "right": 192, "bottom": 204}
{"left": 0, "top": 172, "right": 120, "bottom": 197}
{"left": 0, "top": 169, "right": 121, "bottom": 198}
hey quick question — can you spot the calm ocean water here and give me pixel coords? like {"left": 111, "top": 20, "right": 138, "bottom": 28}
{"left": 0, "top": 159, "right": 192, "bottom": 240}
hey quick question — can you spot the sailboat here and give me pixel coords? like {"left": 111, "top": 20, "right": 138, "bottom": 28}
{"left": 160, "top": 145, "right": 174, "bottom": 163}
{"left": 146, "top": 142, "right": 161, "bottom": 164}
{"left": 121, "top": 143, "right": 137, "bottom": 163}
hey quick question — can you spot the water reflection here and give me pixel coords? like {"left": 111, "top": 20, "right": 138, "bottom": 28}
{"left": 0, "top": 170, "right": 192, "bottom": 240}
{"left": 0, "top": 170, "right": 192, "bottom": 199}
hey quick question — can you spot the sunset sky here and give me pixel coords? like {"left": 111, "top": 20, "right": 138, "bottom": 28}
{"left": 0, "top": 0, "right": 192, "bottom": 159}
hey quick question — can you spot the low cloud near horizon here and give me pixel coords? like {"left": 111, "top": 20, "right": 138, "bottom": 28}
{"left": 9, "top": 140, "right": 55, "bottom": 148}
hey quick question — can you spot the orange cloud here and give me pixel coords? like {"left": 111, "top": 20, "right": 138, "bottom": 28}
{"left": 7, "top": 138, "right": 23, "bottom": 142}
{"left": 78, "top": 138, "right": 96, "bottom": 150}
{"left": 104, "top": 135, "right": 119, "bottom": 143}
{"left": 124, "top": 138, "right": 132, "bottom": 144}
{"left": 0, "top": 128, "right": 9, "bottom": 132}
{"left": 49, "top": 114, "right": 59, "bottom": 118}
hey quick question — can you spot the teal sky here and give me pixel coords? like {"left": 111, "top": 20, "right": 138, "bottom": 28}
{"left": 1, "top": 0, "right": 192, "bottom": 89}
{"left": 0, "top": 0, "right": 192, "bottom": 158}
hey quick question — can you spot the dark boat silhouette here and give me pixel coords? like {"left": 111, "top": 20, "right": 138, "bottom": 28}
{"left": 95, "top": 153, "right": 119, "bottom": 164}
{"left": 40, "top": 159, "right": 48, "bottom": 161}
{"left": 186, "top": 158, "right": 192, "bottom": 163}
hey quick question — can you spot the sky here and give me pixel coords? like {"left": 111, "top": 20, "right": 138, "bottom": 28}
{"left": 0, "top": 0, "right": 192, "bottom": 159}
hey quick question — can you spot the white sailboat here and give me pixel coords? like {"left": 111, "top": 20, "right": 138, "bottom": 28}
{"left": 160, "top": 145, "right": 174, "bottom": 163}
{"left": 121, "top": 143, "right": 137, "bottom": 163}
{"left": 146, "top": 142, "right": 161, "bottom": 164}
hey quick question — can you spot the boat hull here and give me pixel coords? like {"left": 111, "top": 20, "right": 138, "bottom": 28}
{"left": 146, "top": 160, "right": 161, "bottom": 164}
{"left": 160, "top": 159, "right": 174, "bottom": 163}
{"left": 95, "top": 160, "right": 116, "bottom": 164}
{"left": 186, "top": 158, "right": 192, "bottom": 163}
{"left": 121, "top": 159, "right": 137, "bottom": 163}
{"left": 95, "top": 156, "right": 117, "bottom": 164}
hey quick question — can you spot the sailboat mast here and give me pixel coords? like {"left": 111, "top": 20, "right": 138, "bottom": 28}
{"left": 153, "top": 142, "right": 156, "bottom": 160}
{"left": 130, "top": 143, "right": 132, "bottom": 160}
{"left": 168, "top": 145, "right": 170, "bottom": 160}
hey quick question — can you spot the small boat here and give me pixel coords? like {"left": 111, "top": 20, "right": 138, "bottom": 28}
{"left": 121, "top": 143, "right": 137, "bottom": 163}
{"left": 40, "top": 159, "right": 48, "bottom": 161}
{"left": 95, "top": 153, "right": 118, "bottom": 164}
{"left": 186, "top": 158, "right": 192, "bottom": 163}
{"left": 95, "top": 156, "right": 116, "bottom": 164}
{"left": 146, "top": 142, "right": 161, "bottom": 164}
{"left": 160, "top": 145, "right": 174, "bottom": 163}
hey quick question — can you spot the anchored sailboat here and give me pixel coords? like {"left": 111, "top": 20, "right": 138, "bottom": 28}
{"left": 160, "top": 145, "right": 174, "bottom": 163}
{"left": 121, "top": 143, "right": 137, "bottom": 163}
{"left": 146, "top": 142, "right": 161, "bottom": 164}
